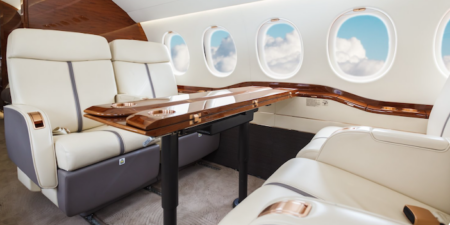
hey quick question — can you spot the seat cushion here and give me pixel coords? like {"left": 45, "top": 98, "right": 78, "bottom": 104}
{"left": 297, "top": 126, "right": 342, "bottom": 159}
{"left": 219, "top": 185, "right": 403, "bottom": 225}
{"left": 54, "top": 125, "right": 150, "bottom": 171}
{"left": 263, "top": 158, "right": 450, "bottom": 224}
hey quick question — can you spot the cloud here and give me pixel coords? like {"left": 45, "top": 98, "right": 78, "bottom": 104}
{"left": 335, "top": 37, "right": 385, "bottom": 76}
{"left": 264, "top": 31, "right": 302, "bottom": 74}
{"left": 171, "top": 44, "right": 190, "bottom": 72}
{"left": 444, "top": 55, "right": 450, "bottom": 72}
{"left": 211, "top": 36, "right": 237, "bottom": 73}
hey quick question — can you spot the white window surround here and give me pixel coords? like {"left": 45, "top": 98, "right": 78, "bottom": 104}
{"left": 162, "top": 32, "right": 190, "bottom": 76}
{"left": 202, "top": 26, "right": 237, "bottom": 78}
{"left": 256, "top": 18, "right": 304, "bottom": 80}
{"left": 327, "top": 8, "right": 397, "bottom": 83}
{"left": 434, "top": 9, "right": 450, "bottom": 77}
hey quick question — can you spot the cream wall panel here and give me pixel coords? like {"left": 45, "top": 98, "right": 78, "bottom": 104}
{"left": 141, "top": 0, "right": 450, "bottom": 105}
{"left": 274, "top": 115, "right": 349, "bottom": 134}
{"left": 143, "top": 9, "right": 251, "bottom": 88}
{"left": 251, "top": 112, "right": 275, "bottom": 127}
{"left": 141, "top": 0, "right": 449, "bottom": 133}
{"left": 258, "top": 104, "right": 275, "bottom": 113}
{"left": 276, "top": 97, "right": 428, "bottom": 133}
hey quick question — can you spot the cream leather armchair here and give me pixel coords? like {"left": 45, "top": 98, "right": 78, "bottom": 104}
{"left": 298, "top": 71, "right": 450, "bottom": 160}
{"left": 5, "top": 29, "right": 160, "bottom": 216}
{"left": 220, "top": 82, "right": 450, "bottom": 224}
{"left": 316, "top": 126, "right": 450, "bottom": 214}
{"left": 109, "top": 39, "right": 220, "bottom": 167}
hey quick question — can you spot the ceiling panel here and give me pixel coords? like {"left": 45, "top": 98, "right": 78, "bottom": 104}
{"left": 112, "top": 0, "right": 178, "bottom": 13}
{"left": 113, "top": 0, "right": 263, "bottom": 23}
{"left": 1, "top": 0, "right": 20, "bottom": 9}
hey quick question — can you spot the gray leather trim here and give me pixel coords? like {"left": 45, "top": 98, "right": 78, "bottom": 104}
{"left": 67, "top": 61, "right": 82, "bottom": 132}
{"left": 102, "top": 130, "right": 124, "bottom": 155}
{"left": 144, "top": 63, "right": 156, "bottom": 98}
{"left": 440, "top": 112, "right": 450, "bottom": 137}
{"left": 265, "top": 182, "right": 317, "bottom": 199}
{"left": 4, "top": 108, "right": 40, "bottom": 186}
{"left": 178, "top": 133, "right": 220, "bottom": 167}
{"left": 57, "top": 145, "right": 160, "bottom": 216}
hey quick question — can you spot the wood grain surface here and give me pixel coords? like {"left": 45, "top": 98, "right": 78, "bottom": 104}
{"left": 178, "top": 82, "right": 433, "bottom": 119}
{"left": 84, "top": 87, "right": 294, "bottom": 136}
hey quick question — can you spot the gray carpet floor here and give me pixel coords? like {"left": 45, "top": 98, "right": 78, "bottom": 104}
{"left": 0, "top": 119, "right": 265, "bottom": 225}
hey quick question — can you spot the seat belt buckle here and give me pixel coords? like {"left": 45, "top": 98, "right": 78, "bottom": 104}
{"left": 403, "top": 205, "right": 441, "bottom": 225}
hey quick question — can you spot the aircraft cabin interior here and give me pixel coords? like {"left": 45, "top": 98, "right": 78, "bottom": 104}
{"left": 1, "top": 0, "right": 450, "bottom": 225}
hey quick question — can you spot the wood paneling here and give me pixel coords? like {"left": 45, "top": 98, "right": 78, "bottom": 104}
{"left": 178, "top": 82, "right": 433, "bottom": 119}
{"left": 26, "top": 0, "right": 147, "bottom": 42}
{"left": 1, "top": 0, "right": 147, "bottom": 91}
{"left": 1, "top": 1, "right": 23, "bottom": 91}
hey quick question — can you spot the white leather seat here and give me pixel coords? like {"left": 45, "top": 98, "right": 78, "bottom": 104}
{"left": 298, "top": 72, "right": 450, "bottom": 159}
{"left": 108, "top": 39, "right": 220, "bottom": 168}
{"left": 219, "top": 158, "right": 450, "bottom": 225}
{"left": 5, "top": 29, "right": 160, "bottom": 216}
{"left": 54, "top": 125, "right": 149, "bottom": 171}
{"left": 296, "top": 126, "right": 341, "bottom": 159}
{"left": 109, "top": 39, "right": 178, "bottom": 102}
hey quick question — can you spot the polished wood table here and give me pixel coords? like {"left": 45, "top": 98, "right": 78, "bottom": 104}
{"left": 84, "top": 86, "right": 294, "bottom": 225}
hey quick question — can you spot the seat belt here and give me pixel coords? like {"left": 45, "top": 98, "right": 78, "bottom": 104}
{"left": 403, "top": 205, "right": 442, "bottom": 225}
{"left": 52, "top": 127, "right": 71, "bottom": 135}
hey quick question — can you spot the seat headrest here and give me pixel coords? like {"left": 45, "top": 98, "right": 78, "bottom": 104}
{"left": 7, "top": 29, "right": 111, "bottom": 62}
{"left": 109, "top": 40, "right": 170, "bottom": 64}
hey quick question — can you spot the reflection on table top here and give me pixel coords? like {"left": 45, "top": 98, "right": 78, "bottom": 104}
{"left": 84, "top": 86, "right": 294, "bottom": 136}
{"left": 85, "top": 86, "right": 273, "bottom": 117}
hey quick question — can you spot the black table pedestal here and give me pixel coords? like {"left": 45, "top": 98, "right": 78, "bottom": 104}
{"left": 161, "top": 110, "right": 257, "bottom": 225}
{"left": 161, "top": 132, "right": 179, "bottom": 225}
{"left": 233, "top": 122, "right": 249, "bottom": 208}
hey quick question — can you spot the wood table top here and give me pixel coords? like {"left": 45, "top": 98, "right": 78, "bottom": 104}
{"left": 84, "top": 86, "right": 294, "bottom": 136}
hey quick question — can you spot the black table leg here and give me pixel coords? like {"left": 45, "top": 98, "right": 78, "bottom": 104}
{"left": 233, "top": 122, "right": 249, "bottom": 208}
{"left": 161, "top": 132, "right": 179, "bottom": 225}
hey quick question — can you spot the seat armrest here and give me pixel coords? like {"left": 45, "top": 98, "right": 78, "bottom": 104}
{"left": 316, "top": 127, "right": 450, "bottom": 213}
{"left": 5, "top": 105, "right": 57, "bottom": 188}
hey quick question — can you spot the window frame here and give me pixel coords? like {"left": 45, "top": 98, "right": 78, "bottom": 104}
{"left": 434, "top": 9, "right": 450, "bottom": 77}
{"left": 327, "top": 8, "right": 397, "bottom": 83}
{"left": 202, "top": 26, "right": 237, "bottom": 78}
{"left": 256, "top": 18, "right": 304, "bottom": 80}
{"left": 162, "top": 31, "right": 190, "bottom": 76}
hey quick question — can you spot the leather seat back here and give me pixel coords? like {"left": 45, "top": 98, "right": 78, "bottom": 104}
{"left": 428, "top": 77, "right": 450, "bottom": 137}
{"left": 109, "top": 40, "right": 178, "bottom": 98}
{"left": 7, "top": 29, "right": 117, "bottom": 132}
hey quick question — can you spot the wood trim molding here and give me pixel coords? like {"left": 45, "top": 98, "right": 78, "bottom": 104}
{"left": 21, "top": 0, "right": 29, "bottom": 28}
{"left": 1, "top": 0, "right": 148, "bottom": 91}
{"left": 177, "top": 82, "right": 433, "bottom": 119}
{"left": 1, "top": 1, "right": 23, "bottom": 91}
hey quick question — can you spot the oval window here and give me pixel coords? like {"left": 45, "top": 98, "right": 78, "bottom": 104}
{"left": 163, "top": 32, "right": 190, "bottom": 75}
{"left": 203, "top": 26, "right": 237, "bottom": 77}
{"left": 328, "top": 8, "right": 397, "bottom": 82}
{"left": 257, "top": 19, "right": 303, "bottom": 79}
{"left": 435, "top": 11, "right": 450, "bottom": 76}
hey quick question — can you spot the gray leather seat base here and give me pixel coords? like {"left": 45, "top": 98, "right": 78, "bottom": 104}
{"left": 57, "top": 145, "right": 160, "bottom": 216}
{"left": 178, "top": 133, "right": 220, "bottom": 167}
